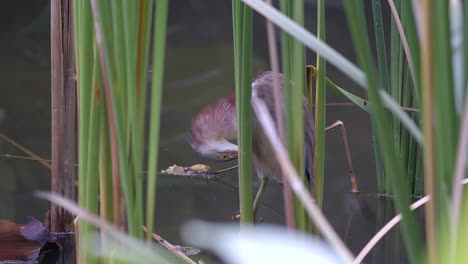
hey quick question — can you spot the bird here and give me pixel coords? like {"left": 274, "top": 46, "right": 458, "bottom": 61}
{"left": 186, "top": 71, "right": 315, "bottom": 217}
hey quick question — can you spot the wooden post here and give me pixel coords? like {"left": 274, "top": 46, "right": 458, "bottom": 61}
{"left": 50, "top": 0, "right": 76, "bottom": 233}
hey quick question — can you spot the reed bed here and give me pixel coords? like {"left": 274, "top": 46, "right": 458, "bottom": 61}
{"left": 66, "top": 0, "right": 468, "bottom": 263}
{"left": 73, "top": 0, "right": 168, "bottom": 262}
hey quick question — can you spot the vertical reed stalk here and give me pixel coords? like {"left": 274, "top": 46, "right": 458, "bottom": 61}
{"left": 421, "top": 0, "right": 436, "bottom": 262}
{"left": 145, "top": 0, "right": 169, "bottom": 241}
{"left": 264, "top": 0, "right": 295, "bottom": 230}
{"left": 433, "top": 0, "right": 458, "bottom": 197}
{"left": 279, "top": 0, "right": 296, "bottom": 229}
{"left": 73, "top": 0, "right": 94, "bottom": 261}
{"left": 99, "top": 106, "right": 114, "bottom": 224}
{"left": 371, "top": 0, "right": 390, "bottom": 193}
{"left": 50, "top": 0, "right": 76, "bottom": 233}
{"left": 83, "top": 45, "right": 103, "bottom": 252}
{"left": 389, "top": 0, "right": 403, "bottom": 195}
{"left": 233, "top": 0, "right": 254, "bottom": 224}
{"left": 281, "top": 0, "right": 307, "bottom": 231}
{"left": 313, "top": 0, "right": 326, "bottom": 209}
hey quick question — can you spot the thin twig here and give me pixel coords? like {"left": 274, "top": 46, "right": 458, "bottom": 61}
{"left": 0, "top": 151, "right": 238, "bottom": 179}
{"left": 353, "top": 196, "right": 431, "bottom": 264}
{"left": 387, "top": 0, "right": 416, "bottom": 84}
{"left": 0, "top": 154, "right": 52, "bottom": 163}
{"left": 0, "top": 134, "right": 51, "bottom": 169}
{"left": 142, "top": 226, "right": 196, "bottom": 264}
{"left": 251, "top": 95, "right": 354, "bottom": 262}
{"left": 151, "top": 164, "right": 239, "bottom": 177}
{"left": 325, "top": 121, "right": 359, "bottom": 193}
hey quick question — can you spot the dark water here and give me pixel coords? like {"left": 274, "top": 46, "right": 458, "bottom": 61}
{"left": 0, "top": 1, "right": 414, "bottom": 263}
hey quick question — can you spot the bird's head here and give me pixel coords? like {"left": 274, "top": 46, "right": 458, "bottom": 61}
{"left": 186, "top": 93, "right": 238, "bottom": 162}
{"left": 186, "top": 133, "right": 238, "bottom": 161}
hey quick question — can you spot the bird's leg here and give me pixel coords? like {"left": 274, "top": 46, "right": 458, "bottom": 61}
{"left": 253, "top": 177, "right": 269, "bottom": 219}
{"left": 232, "top": 177, "right": 274, "bottom": 221}
{"left": 325, "top": 120, "right": 359, "bottom": 193}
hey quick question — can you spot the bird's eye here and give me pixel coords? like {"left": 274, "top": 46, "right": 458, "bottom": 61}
{"left": 220, "top": 155, "right": 229, "bottom": 160}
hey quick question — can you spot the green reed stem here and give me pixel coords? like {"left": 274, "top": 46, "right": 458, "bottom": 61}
{"left": 99, "top": 105, "right": 114, "bottom": 223}
{"left": 433, "top": 0, "right": 458, "bottom": 193}
{"left": 146, "top": 0, "right": 168, "bottom": 242}
{"left": 401, "top": 0, "right": 421, "bottom": 103}
{"left": 432, "top": 1, "right": 459, "bottom": 262}
{"left": 74, "top": 0, "right": 94, "bottom": 261}
{"left": 313, "top": 0, "right": 326, "bottom": 210}
{"left": 79, "top": 43, "right": 103, "bottom": 264}
{"left": 291, "top": 0, "right": 307, "bottom": 232}
{"left": 421, "top": 2, "right": 437, "bottom": 262}
{"left": 233, "top": 0, "right": 254, "bottom": 225}
{"left": 75, "top": 0, "right": 93, "bottom": 210}
{"left": 371, "top": 0, "right": 390, "bottom": 193}
{"left": 389, "top": 0, "right": 403, "bottom": 196}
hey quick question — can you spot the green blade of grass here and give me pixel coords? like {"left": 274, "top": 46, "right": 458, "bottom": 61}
{"left": 146, "top": 0, "right": 169, "bottom": 242}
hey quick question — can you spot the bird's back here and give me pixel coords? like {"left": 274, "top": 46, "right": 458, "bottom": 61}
{"left": 251, "top": 72, "right": 316, "bottom": 186}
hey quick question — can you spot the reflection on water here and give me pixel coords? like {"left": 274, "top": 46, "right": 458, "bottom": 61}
{"left": 0, "top": 1, "right": 414, "bottom": 263}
